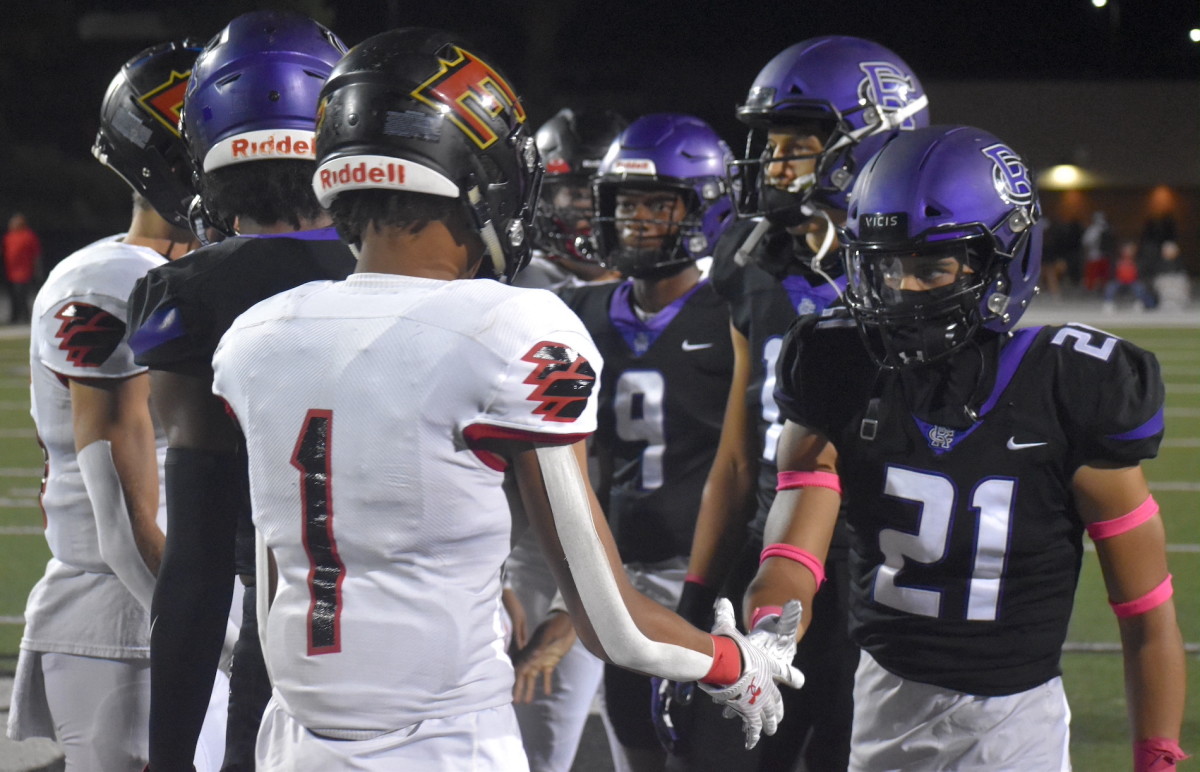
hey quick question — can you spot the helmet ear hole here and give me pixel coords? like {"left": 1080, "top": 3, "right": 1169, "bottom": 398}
{"left": 924, "top": 204, "right": 943, "bottom": 217}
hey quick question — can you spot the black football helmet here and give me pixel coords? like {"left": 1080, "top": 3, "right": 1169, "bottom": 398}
{"left": 532, "top": 108, "right": 627, "bottom": 261}
{"left": 92, "top": 39, "right": 204, "bottom": 228}
{"left": 313, "top": 28, "right": 541, "bottom": 283}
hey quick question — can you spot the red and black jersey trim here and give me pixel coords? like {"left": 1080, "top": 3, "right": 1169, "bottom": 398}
{"left": 521, "top": 341, "right": 596, "bottom": 422}
{"left": 53, "top": 302, "right": 127, "bottom": 368}
{"left": 463, "top": 424, "right": 591, "bottom": 471}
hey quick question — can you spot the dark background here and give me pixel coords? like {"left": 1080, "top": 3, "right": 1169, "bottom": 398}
{"left": 3, "top": 0, "right": 1198, "bottom": 265}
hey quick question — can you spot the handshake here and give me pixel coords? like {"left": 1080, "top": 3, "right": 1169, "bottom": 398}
{"left": 655, "top": 598, "right": 806, "bottom": 751}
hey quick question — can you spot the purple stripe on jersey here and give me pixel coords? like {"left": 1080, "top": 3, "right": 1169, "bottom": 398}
{"left": 912, "top": 415, "right": 983, "bottom": 456}
{"left": 1107, "top": 407, "right": 1164, "bottom": 441}
{"left": 781, "top": 274, "right": 845, "bottom": 316}
{"left": 128, "top": 305, "right": 186, "bottom": 356}
{"left": 609, "top": 279, "right": 708, "bottom": 356}
{"left": 977, "top": 326, "right": 1042, "bottom": 418}
{"left": 239, "top": 227, "right": 341, "bottom": 241}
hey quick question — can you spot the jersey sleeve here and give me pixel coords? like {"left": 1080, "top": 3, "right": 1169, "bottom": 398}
{"left": 1053, "top": 326, "right": 1164, "bottom": 467}
{"left": 35, "top": 291, "right": 140, "bottom": 379}
{"left": 774, "top": 314, "right": 828, "bottom": 433}
{"left": 126, "top": 260, "right": 216, "bottom": 378}
{"left": 461, "top": 289, "right": 602, "bottom": 450}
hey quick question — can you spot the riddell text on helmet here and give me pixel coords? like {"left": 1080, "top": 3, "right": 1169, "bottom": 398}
{"left": 319, "top": 160, "right": 406, "bottom": 190}
{"left": 230, "top": 135, "right": 312, "bottom": 159}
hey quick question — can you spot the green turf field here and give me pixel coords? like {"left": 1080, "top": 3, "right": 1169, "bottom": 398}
{"left": 0, "top": 327, "right": 1195, "bottom": 768}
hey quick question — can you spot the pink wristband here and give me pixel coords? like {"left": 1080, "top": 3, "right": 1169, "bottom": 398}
{"left": 750, "top": 605, "right": 783, "bottom": 629}
{"left": 1111, "top": 574, "right": 1173, "bottom": 618}
{"left": 760, "top": 543, "right": 826, "bottom": 587}
{"left": 1135, "top": 737, "right": 1189, "bottom": 772}
{"left": 776, "top": 470, "right": 841, "bottom": 495}
{"left": 685, "top": 574, "right": 709, "bottom": 587}
{"left": 701, "top": 634, "right": 741, "bottom": 686}
{"left": 1086, "top": 495, "right": 1159, "bottom": 541}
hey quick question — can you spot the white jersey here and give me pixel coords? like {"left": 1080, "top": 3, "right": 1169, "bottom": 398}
{"left": 23, "top": 237, "right": 168, "bottom": 657}
{"left": 213, "top": 273, "right": 601, "bottom": 735}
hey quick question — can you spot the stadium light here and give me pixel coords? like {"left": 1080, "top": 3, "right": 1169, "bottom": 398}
{"left": 1091, "top": 0, "right": 1106, "bottom": 7}
{"left": 1190, "top": 27, "right": 1200, "bottom": 42}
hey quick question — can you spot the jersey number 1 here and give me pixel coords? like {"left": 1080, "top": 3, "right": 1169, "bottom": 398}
{"left": 292, "top": 409, "right": 345, "bottom": 655}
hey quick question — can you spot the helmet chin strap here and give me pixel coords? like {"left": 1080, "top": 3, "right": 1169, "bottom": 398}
{"left": 806, "top": 208, "right": 842, "bottom": 297}
{"left": 825, "top": 94, "right": 930, "bottom": 155}
{"left": 468, "top": 185, "right": 507, "bottom": 280}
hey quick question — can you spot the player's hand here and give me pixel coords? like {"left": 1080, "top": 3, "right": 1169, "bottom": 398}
{"left": 746, "top": 601, "right": 805, "bottom": 690}
{"left": 511, "top": 611, "right": 576, "bottom": 704}
{"left": 698, "top": 598, "right": 805, "bottom": 749}
{"left": 651, "top": 676, "right": 696, "bottom": 755}
{"left": 218, "top": 619, "right": 238, "bottom": 676}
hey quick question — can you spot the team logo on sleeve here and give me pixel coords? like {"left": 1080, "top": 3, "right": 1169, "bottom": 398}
{"left": 411, "top": 46, "right": 526, "bottom": 149}
{"left": 521, "top": 342, "right": 596, "bottom": 422}
{"left": 53, "top": 302, "right": 127, "bottom": 367}
{"left": 138, "top": 70, "right": 190, "bottom": 136}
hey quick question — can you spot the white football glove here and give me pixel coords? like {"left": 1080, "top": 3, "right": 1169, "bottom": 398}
{"left": 698, "top": 598, "right": 805, "bottom": 749}
{"left": 747, "top": 601, "right": 805, "bottom": 691}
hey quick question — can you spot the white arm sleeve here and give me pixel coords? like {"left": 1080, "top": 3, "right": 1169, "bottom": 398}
{"left": 77, "top": 440, "right": 157, "bottom": 611}
{"left": 536, "top": 444, "right": 714, "bottom": 681}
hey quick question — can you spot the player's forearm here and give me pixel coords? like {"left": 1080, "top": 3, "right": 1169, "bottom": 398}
{"left": 108, "top": 420, "right": 166, "bottom": 572}
{"left": 1118, "top": 603, "right": 1187, "bottom": 741}
{"left": 686, "top": 450, "right": 757, "bottom": 587}
{"left": 149, "top": 447, "right": 240, "bottom": 767}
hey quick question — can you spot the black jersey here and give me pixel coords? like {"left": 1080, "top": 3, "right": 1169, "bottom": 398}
{"left": 776, "top": 309, "right": 1164, "bottom": 695}
{"left": 710, "top": 219, "right": 844, "bottom": 539}
{"left": 562, "top": 278, "right": 733, "bottom": 564}
{"left": 127, "top": 229, "right": 356, "bottom": 377}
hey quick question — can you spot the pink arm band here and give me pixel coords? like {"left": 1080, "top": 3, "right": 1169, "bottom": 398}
{"left": 1134, "top": 737, "right": 1189, "bottom": 772}
{"left": 685, "top": 574, "right": 709, "bottom": 587}
{"left": 1085, "top": 495, "right": 1158, "bottom": 541}
{"left": 760, "top": 543, "right": 826, "bottom": 587}
{"left": 750, "top": 605, "right": 783, "bottom": 629}
{"left": 776, "top": 470, "right": 841, "bottom": 494}
{"left": 701, "top": 635, "right": 741, "bottom": 686}
{"left": 1111, "top": 574, "right": 1173, "bottom": 618}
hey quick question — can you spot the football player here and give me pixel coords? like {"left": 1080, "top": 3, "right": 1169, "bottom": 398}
{"left": 513, "top": 106, "right": 626, "bottom": 289}
{"left": 123, "top": 12, "right": 352, "bottom": 771}
{"left": 669, "top": 36, "right": 930, "bottom": 770}
{"left": 562, "top": 112, "right": 738, "bottom": 771}
{"left": 751, "top": 125, "right": 1188, "bottom": 771}
{"left": 210, "top": 28, "right": 802, "bottom": 770}
{"left": 8, "top": 40, "right": 229, "bottom": 771}
{"left": 506, "top": 105, "right": 626, "bottom": 772}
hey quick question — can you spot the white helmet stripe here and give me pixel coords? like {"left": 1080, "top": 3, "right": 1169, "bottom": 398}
{"left": 312, "top": 154, "right": 460, "bottom": 208}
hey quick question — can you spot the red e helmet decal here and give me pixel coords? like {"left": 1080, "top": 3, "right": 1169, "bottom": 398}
{"left": 138, "top": 70, "right": 190, "bottom": 137}
{"left": 521, "top": 341, "right": 596, "bottom": 422}
{"left": 411, "top": 46, "right": 526, "bottom": 149}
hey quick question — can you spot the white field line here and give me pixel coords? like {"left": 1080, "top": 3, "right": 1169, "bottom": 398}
{"left": 0, "top": 468, "right": 40, "bottom": 477}
{"left": 0, "top": 429, "right": 34, "bottom": 439}
{"left": 1064, "top": 642, "right": 1200, "bottom": 654}
{"left": 1165, "top": 384, "right": 1200, "bottom": 394}
{"left": 1150, "top": 481, "right": 1200, "bottom": 491}
{"left": 0, "top": 401, "right": 28, "bottom": 411}
{"left": 1162, "top": 438, "right": 1200, "bottom": 448}
{"left": 1165, "top": 408, "right": 1200, "bottom": 418}
{"left": 1161, "top": 366, "right": 1200, "bottom": 377}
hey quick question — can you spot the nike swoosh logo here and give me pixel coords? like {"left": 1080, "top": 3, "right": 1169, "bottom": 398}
{"left": 681, "top": 340, "right": 713, "bottom": 352}
{"left": 1007, "top": 437, "right": 1048, "bottom": 450}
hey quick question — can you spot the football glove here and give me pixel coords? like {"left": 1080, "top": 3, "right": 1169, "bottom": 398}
{"left": 698, "top": 598, "right": 805, "bottom": 749}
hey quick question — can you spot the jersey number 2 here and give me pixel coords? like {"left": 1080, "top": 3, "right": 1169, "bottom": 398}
{"left": 873, "top": 466, "right": 1015, "bottom": 621}
{"left": 292, "top": 409, "right": 346, "bottom": 655}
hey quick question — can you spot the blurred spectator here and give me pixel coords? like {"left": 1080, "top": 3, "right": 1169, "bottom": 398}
{"left": 1080, "top": 211, "right": 1113, "bottom": 292}
{"left": 1041, "top": 217, "right": 1070, "bottom": 298}
{"left": 1153, "top": 240, "right": 1191, "bottom": 311}
{"left": 3, "top": 213, "right": 41, "bottom": 323}
{"left": 1103, "top": 240, "right": 1156, "bottom": 312}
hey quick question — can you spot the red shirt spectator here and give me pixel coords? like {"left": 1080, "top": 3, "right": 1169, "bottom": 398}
{"left": 4, "top": 213, "right": 41, "bottom": 284}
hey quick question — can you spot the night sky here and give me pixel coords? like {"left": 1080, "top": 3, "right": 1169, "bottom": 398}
{"left": 3, "top": 0, "right": 1198, "bottom": 251}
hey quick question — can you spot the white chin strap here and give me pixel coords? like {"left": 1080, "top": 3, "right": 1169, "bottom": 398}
{"left": 827, "top": 94, "right": 931, "bottom": 156}
{"left": 535, "top": 445, "right": 712, "bottom": 681}
{"left": 807, "top": 208, "right": 843, "bottom": 298}
{"left": 467, "top": 185, "right": 508, "bottom": 279}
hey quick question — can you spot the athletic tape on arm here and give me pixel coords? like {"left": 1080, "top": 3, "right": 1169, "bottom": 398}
{"left": 535, "top": 444, "right": 713, "bottom": 681}
{"left": 78, "top": 440, "right": 157, "bottom": 610}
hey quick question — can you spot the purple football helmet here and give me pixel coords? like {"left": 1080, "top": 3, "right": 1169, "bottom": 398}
{"left": 732, "top": 36, "right": 929, "bottom": 222}
{"left": 182, "top": 11, "right": 346, "bottom": 175}
{"left": 592, "top": 113, "right": 735, "bottom": 278}
{"left": 841, "top": 125, "right": 1043, "bottom": 368}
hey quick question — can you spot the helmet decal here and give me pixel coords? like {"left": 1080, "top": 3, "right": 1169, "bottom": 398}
{"left": 411, "top": 46, "right": 526, "bottom": 150}
{"left": 982, "top": 143, "right": 1034, "bottom": 207}
{"left": 137, "top": 70, "right": 189, "bottom": 135}
{"left": 858, "top": 62, "right": 921, "bottom": 129}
